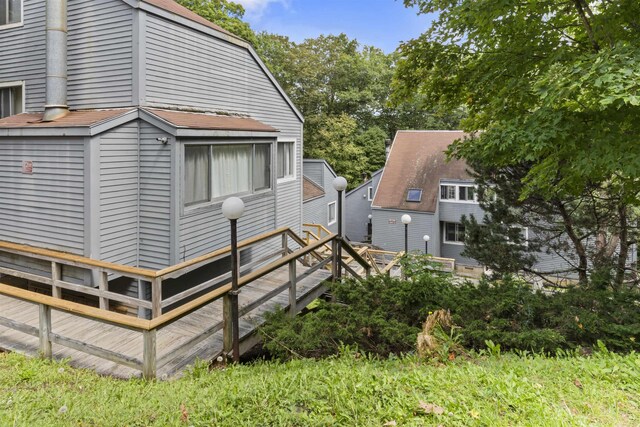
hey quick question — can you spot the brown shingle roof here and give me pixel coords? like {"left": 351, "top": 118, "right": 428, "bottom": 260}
{"left": 144, "top": 108, "right": 277, "bottom": 132}
{"left": 140, "top": 0, "right": 241, "bottom": 41}
{"left": 303, "top": 176, "right": 325, "bottom": 202}
{"left": 0, "top": 109, "right": 135, "bottom": 128}
{"left": 373, "top": 131, "right": 472, "bottom": 213}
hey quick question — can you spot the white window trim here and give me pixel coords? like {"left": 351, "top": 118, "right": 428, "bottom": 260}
{"left": 327, "top": 201, "right": 337, "bottom": 226}
{"left": 439, "top": 183, "right": 479, "bottom": 204}
{"left": 0, "top": 1, "right": 24, "bottom": 30}
{"left": 276, "top": 139, "right": 296, "bottom": 184}
{"left": 443, "top": 222, "right": 466, "bottom": 245}
{"left": 0, "top": 80, "right": 25, "bottom": 117}
{"left": 367, "top": 186, "right": 374, "bottom": 201}
{"left": 182, "top": 141, "right": 274, "bottom": 214}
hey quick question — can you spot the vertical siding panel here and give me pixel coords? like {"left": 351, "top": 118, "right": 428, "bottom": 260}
{"left": 0, "top": 0, "right": 46, "bottom": 111}
{"left": 0, "top": 137, "right": 85, "bottom": 253}
{"left": 139, "top": 122, "right": 172, "bottom": 269}
{"left": 67, "top": 0, "right": 134, "bottom": 109}
{"left": 99, "top": 122, "right": 139, "bottom": 266}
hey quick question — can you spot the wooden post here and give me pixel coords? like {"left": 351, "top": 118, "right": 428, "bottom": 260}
{"left": 51, "top": 262, "right": 62, "bottom": 299}
{"left": 288, "top": 259, "right": 297, "bottom": 316}
{"left": 38, "top": 304, "right": 52, "bottom": 359}
{"left": 222, "top": 294, "right": 232, "bottom": 356}
{"left": 282, "top": 232, "right": 288, "bottom": 256}
{"left": 142, "top": 329, "right": 157, "bottom": 379}
{"left": 151, "top": 278, "right": 162, "bottom": 318}
{"left": 98, "top": 271, "right": 108, "bottom": 310}
{"left": 331, "top": 239, "right": 338, "bottom": 281}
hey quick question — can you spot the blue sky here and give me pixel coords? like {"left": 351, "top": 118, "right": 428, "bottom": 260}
{"left": 234, "top": 0, "right": 436, "bottom": 53}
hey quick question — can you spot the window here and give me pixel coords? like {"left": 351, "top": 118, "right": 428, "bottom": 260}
{"left": 328, "top": 201, "right": 337, "bottom": 225}
{"left": 406, "top": 188, "right": 422, "bottom": 202}
{"left": 0, "top": 82, "right": 23, "bottom": 118}
{"left": 0, "top": 0, "right": 22, "bottom": 27}
{"left": 458, "top": 186, "right": 476, "bottom": 201}
{"left": 440, "top": 185, "right": 456, "bottom": 200}
{"left": 444, "top": 222, "right": 465, "bottom": 244}
{"left": 277, "top": 140, "right": 295, "bottom": 180}
{"left": 184, "top": 143, "right": 271, "bottom": 207}
{"left": 367, "top": 186, "right": 374, "bottom": 201}
{"left": 440, "top": 184, "right": 478, "bottom": 203}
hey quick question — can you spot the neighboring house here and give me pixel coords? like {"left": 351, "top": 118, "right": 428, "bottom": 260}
{"left": 302, "top": 159, "right": 339, "bottom": 234}
{"left": 0, "top": 1, "right": 303, "bottom": 285}
{"left": 371, "top": 130, "right": 637, "bottom": 278}
{"left": 344, "top": 169, "right": 383, "bottom": 242}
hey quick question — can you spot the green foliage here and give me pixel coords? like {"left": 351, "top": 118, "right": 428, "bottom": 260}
{"left": 175, "top": 0, "right": 256, "bottom": 44}
{"left": 261, "top": 265, "right": 640, "bottom": 359}
{"left": 395, "top": 0, "right": 640, "bottom": 283}
{"left": 2, "top": 351, "right": 640, "bottom": 426}
{"left": 254, "top": 32, "right": 464, "bottom": 189}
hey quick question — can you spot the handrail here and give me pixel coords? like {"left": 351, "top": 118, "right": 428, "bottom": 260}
{"left": 156, "top": 227, "right": 290, "bottom": 278}
{"left": 0, "top": 240, "right": 157, "bottom": 279}
{"left": 340, "top": 239, "right": 371, "bottom": 275}
{"left": 303, "top": 223, "right": 332, "bottom": 239}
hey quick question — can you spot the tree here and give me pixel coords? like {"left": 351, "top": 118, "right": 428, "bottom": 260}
{"left": 394, "top": 0, "right": 640, "bottom": 285}
{"left": 176, "top": 0, "right": 256, "bottom": 44}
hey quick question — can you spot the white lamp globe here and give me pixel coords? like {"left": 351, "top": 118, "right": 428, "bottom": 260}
{"left": 333, "top": 176, "right": 348, "bottom": 192}
{"left": 401, "top": 214, "right": 412, "bottom": 225}
{"left": 222, "top": 197, "right": 245, "bottom": 220}
{"left": 368, "top": 214, "right": 372, "bottom": 220}
{"left": 423, "top": 234, "right": 430, "bottom": 242}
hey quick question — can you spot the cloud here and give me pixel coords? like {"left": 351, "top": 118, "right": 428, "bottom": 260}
{"left": 234, "top": 0, "right": 290, "bottom": 19}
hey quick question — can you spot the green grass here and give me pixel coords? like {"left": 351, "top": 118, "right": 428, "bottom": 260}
{"left": 1, "top": 350, "right": 639, "bottom": 426}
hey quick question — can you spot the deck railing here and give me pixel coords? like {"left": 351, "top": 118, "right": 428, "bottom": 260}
{"left": 0, "top": 227, "right": 374, "bottom": 378}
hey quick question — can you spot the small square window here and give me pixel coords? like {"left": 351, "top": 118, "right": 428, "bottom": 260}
{"left": 0, "top": 83, "right": 23, "bottom": 118}
{"left": 459, "top": 186, "right": 475, "bottom": 201}
{"left": 440, "top": 185, "right": 456, "bottom": 200}
{"left": 406, "top": 188, "right": 422, "bottom": 202}
{"left": 328, "top": 201, "right": 337, "bottom": 225}
{"left": 1, "top": 0, "right": 22, "bottom": 27}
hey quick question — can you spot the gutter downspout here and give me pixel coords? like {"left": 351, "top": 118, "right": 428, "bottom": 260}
{"left": 42, "top": 0, "right": 69, "bottom": 122}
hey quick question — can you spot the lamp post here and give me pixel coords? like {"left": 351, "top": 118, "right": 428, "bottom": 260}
{"left": 367, "top": 214, "right": 372, "bottom": 242}
{"left": 333, "top": 176, "right": 348, "bottom": 279}
{"left": 222, "top": 196, "right": 244, "bottom": 362}
{"left": 401, "top": 214, "right": 412, "bottom": 254}
{"left": 423, "top": 234, "right": 430, "bottom": 255}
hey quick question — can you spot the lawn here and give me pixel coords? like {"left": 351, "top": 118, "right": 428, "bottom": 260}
{"left": 1, "top": 350, "right": 638, "bottom": 426}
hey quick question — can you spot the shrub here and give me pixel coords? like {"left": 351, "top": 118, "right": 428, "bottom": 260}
{"left": 259, "top": 255, "right": 640, "bottom": 359}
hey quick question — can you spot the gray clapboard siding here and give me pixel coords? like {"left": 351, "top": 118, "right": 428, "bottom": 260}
{"left": 276, "top": 136, "right": 302, "bottom": 233}
{"left": 138, "top": 122, "right": 172, "bottom": 269}
{"left": 303, "top": 196, "right": 326, "bottom": 228}
{"left": 67, "top": 0, "right": 134, "bottom": 109}
{"left": 99, "top": 122, "right": 139, "bottom": 266}
{"left": 440, "top": 242, "right": 478, "bottom": 266}
{"left": 0, "top": 0, "right": 46, "bottom": 111}
{"left": 0, "top": 137, "right": 85, "bottom": 253}
{"left": 302, "top": 160, "right": 339, "bottom": 234}
{"left": 345, "top": 170, "right": 382, "bottom": 242}
{"left": 438, "top": 201, "right": 485, "bottom": 224}
{"left": 371, "top": 209, "right": 435, "bottom": 254}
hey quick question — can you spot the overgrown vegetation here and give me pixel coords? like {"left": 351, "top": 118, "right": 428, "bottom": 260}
{"left": 261, "top": 257, "right": 639, "bottom": 361}
{"left": 1, "top": 350, "right": 639, "bottom": 426}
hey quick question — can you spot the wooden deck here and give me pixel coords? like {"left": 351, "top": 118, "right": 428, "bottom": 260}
{"left": 0, "top": 262, "right": 331, "bottom": 379}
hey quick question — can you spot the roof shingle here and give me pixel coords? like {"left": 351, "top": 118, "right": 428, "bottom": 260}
{"left": 144, "top": 108, "right": 277, "bottom": 132}
{"left": 0, "top": 109, "right": 136, "bottom": 128}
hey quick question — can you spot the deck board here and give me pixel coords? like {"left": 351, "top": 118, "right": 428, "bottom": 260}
{"left": 0, "top": 262, "right": 331, "bottom": 378}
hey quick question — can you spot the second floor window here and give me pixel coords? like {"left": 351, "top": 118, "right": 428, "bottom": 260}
{"left": 440, "top": 183, "right": 478, "bottom": 203}
{"left": 0, "top": 83, "right": 23, "bottom": 119}
{"left": 0, "top": 0, "right": 22, "bottom": 27}
{"left": 184, "top": 143, "right": 271, "bottom": 208}
{"left": 277, "top": 141, "right": 295, "bottom": 180}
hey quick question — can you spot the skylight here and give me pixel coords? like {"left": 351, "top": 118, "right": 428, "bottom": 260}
{"left": 406, "top": 188, "right": 422, "bottom": 202}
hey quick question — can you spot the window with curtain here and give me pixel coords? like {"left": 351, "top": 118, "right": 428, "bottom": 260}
{"left": 184, "top": 143, "right": 272, "bottom": 208}
{"left": 1, "top": 0, "right": 22, "bottom": 26}
{"left": 277, "top": 141, "right": 295, "bottom": 180}
{"left": 184, "top": 145, "right": 210, "bottom": 206}
{"left": 0, "top": 84, "right": 23, "bottom": 119}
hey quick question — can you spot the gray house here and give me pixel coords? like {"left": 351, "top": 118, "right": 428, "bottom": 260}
{"left": 344, "top": 169, "right": 383, "bottom": 243}
{"left": 302, "top": 159, "right": 339, "bottom": 234}
{"left": 0, "top": 1, "right": 303, "bottom": 283}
